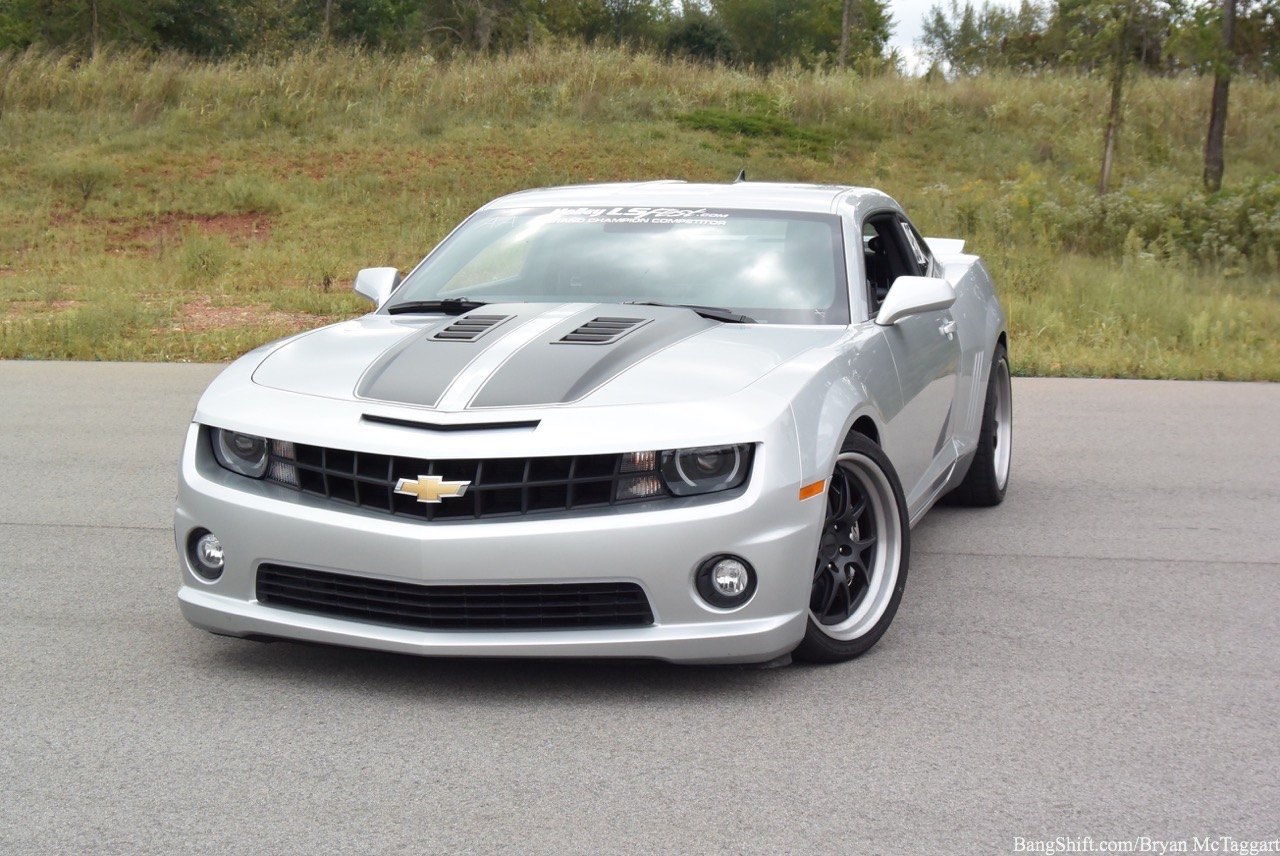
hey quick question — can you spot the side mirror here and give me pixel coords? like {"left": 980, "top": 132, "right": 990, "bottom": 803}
{"left": 353, "top": 267, "right": 401, "bottom": 307}
{"left": 874, "top": 276, "right": 956, "bottom": 326}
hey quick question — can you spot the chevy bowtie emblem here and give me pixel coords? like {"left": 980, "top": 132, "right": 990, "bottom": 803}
{"left": 394, "top": 475, "right": 471, "bottom": 503}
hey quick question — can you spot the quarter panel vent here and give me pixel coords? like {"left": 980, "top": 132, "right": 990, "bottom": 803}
{"left": 557, "top": 317, "right": 649, "bottom": 345}
{"left": 432, "top": 314, "right": 511, "bottom": 342}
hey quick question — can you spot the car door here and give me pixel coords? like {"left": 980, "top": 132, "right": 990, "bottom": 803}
{"left": 865, "top": 213, "right": 961, "bottom": 511}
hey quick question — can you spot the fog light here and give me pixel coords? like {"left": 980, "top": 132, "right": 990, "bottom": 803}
{"left": 188, "top": 529, "right": 224, "bottom": 580}
{"left": 712, "top": 559, "right": 750, "bottom": 596}
{"left": 695, "top": 555, "right": 757, "bottom": 609}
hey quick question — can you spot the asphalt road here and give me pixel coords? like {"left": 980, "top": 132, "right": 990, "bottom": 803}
{"left": 1, "top": 362, "right": 1277, "bottom": 855}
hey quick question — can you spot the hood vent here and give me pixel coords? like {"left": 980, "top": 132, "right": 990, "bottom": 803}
{"left": 432, "top": 314, "right": 512, "bottom": 342}
{"left": 557, "top": 317, "right": 649, "bottom": 345}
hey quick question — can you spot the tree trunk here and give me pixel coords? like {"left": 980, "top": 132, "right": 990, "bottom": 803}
{"left": 90, "top": 0, "right": 100, "bottom": 58}
{"left": 838, "top": 0, "right": 852, "bottom": 69}
{"left": 1098, "top": 1, "right": 1136, "bottom": 195}
{"left": 476, "top": 4, "right": 494, "bottom": 51}
{"left": 1098, "top": 59, "right": 1125, "bottom": 195}
{"left": 323, "top": 0, "right": 334, "bottom": 41}
{"left": 1203, "top": 0, "right": 1237, "bottom": 193}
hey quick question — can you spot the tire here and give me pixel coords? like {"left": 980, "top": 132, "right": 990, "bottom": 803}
{"left": 793, "top": 433, "right": 910, "bottom": 664}
{"left": 945, "top": 344, "right": 1012, "bottom": 507}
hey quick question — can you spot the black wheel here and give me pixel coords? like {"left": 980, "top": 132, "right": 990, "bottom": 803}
{"left": 945, "top": 344, "right": 1012, "bottom": 507}
{"left": 793, "top": 433, "right": 910, "bottom": 664}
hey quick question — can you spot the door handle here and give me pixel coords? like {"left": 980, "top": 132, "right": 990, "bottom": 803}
{"left": 939, "top": 319, "right": 956, "bottom": 337}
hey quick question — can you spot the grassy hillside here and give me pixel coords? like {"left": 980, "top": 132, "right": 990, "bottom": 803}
{"left": 1, "top": 46, "right": 1277, "bottom": 378}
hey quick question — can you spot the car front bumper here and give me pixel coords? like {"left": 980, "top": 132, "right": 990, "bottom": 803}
{"left": 175, "top": 424, "right": 824, "bottom": 664}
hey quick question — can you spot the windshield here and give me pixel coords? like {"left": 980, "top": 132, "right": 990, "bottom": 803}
{"left": 387, "top": 206, "right": 849, "bottom": 325}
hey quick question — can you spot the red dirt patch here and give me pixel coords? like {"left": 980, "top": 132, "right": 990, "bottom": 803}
{"left": 173, "top": 295, "right": 312, "bottom": 335}
{"left": 110, "top": 212, "right": 272, "bottom": 255}
{"left": 2, "top": 299, "right": 83, "bottom": 320}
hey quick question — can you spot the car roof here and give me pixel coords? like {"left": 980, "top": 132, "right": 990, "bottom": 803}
{"left": 481, "top": 181, "right": 901, "bottom": 217}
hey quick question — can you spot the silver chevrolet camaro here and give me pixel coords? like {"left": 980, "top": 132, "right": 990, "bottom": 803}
{"left": 175, "top": 181, "right": 1011, "bottom": 665}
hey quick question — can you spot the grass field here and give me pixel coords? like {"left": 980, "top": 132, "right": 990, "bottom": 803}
{"left": 1, "top": 46, "right": 1277, "bottom": 378}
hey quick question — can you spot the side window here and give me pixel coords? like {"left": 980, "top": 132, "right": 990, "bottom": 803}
{"left": 862, "top": 213, "right": 922, "bottom": 316}
{"left": 898, "top": 219, "right": 928, "bottom": 272}
{"left": 899, "top": 218, "right": 937, "bottom": 277}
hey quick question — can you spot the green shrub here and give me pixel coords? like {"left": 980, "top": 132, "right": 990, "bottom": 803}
{"left": 40, "top": 156, "right": 121, "bottom": 205}
{"left": 220, "top": 175, "right": 289, "bottom": 214}
{"left": 178, "top": 232, "right": 231, "bottom": 283}
{"left": 1044, "top": 180, "right": 1280, "bottom": 273}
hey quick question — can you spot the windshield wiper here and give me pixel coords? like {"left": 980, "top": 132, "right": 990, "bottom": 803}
{"left": 386, "top": 297, "right": 489, "bottom": 315}
{"left": 624, "top": 301, "right": 756, "bottom": 324}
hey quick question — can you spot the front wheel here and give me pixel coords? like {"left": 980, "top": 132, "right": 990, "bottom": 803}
{"left": 793, "top": 433, "right": 910, "bottom": 663}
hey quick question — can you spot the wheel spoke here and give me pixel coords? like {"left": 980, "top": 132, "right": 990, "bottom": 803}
{"left": 856, "top": 559, "right": 873, "bottom": 589}
{"left": 837, "top": 577, "right": 853, "bottom": 617}
{"left": 828, "top": 478, "right": 850, "bottom": 520}
{"left": 817, "top": 571, "right": 840, "bottom": 618}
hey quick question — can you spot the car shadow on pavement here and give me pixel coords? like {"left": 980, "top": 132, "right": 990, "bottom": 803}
{"left": 200, "top": 635, "right": 816, "bottom": 701}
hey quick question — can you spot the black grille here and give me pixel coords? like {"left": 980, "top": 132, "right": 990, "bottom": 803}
{"left": 270, "top": 442, "right": 664, "bottom": 521}
{"left": 256, "top": 564, "right": 654, "bottom": 630}
{"left": 432, "top": 314, "right": 511, "bottom": 341}
{"left": 557, "top": 316, "right": 647, "bottom": 344}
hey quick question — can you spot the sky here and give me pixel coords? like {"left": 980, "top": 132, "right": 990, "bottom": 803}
{"left": 888, "top": 0, "right": 946, "bottom": 54}
{"left": 886, "top": 0, "right": 1021, "bottom": 72}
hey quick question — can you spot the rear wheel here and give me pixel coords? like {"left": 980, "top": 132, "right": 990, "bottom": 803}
{"left": 793, "top": 433, "right": 910, "bottom": 663}
{"left": 946, "top": 344, "right": 1012, "bottom": 507}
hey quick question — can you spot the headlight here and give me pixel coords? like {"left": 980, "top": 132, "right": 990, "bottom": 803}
{"left": 660, "top": 445, "right": 751, "bottom": 496}
{"left": 212, "top": 429, "right": 269, "bottom": 478}
{"left": 613, "top": 445, "right": 753, "bottom": 501}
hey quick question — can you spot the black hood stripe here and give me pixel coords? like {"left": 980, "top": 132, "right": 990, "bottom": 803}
{"left": 467, "top": 307, "right": 715, "bottom": 409}
{"left": 435, "top": 303, "right": 597, "bottom": 410}
{"left": 355, "top": 302, "right": 716, "bottom": 411}
{"left": 355, "top": 308, "right": 546, "bottom": 409}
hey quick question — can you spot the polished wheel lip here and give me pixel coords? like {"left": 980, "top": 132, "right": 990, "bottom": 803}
{"left": 992, "top": 357, "right": 1013, "bottom": 490}
{"left": 808, "top": 451, "right": 902, "bottom": 641}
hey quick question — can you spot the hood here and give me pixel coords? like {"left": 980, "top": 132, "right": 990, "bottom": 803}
{"left": 251, "top": 302, "right": 844, "bottom": 411}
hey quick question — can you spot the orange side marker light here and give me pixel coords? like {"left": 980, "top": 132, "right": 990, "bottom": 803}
{"left": 798, "top": 479, "right": 826, "bottom": 501}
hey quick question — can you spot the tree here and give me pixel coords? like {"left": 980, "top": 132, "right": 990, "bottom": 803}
{"left": 664, "top": 5, "right": 735, "bottom": 63}
{"left": 712, "top": 0, "right": 888, "bottom": 69}
{"left": 3, "top": 0, "right": 147, "bottom": 53}
{"left": 840, "top": 0, "right": 891, "bottom": 68}
{"left": 1097, "top": 1, "right": 1139, "bottom": 194}
{"left": 920, "top": 1, "right": 1052, "bottom": 74}
{"left": 921, "top": 0, "right": 1186, "bottom": 75}
{"left": 1234, "top": 0, "right": 1280, "bottom": 77}
{"left": 711, "top": 0, "right": 806, "bottom": 67}
{"left": 1047, "top": 0, "right": 1173, "bottom": 193}
{"left": 1203, "top": 0, "right": 1237, "bottom": 191}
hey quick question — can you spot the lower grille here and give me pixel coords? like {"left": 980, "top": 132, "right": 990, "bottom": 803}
{"left": 256, "top": 564, "right": 655, "bottom": 630}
